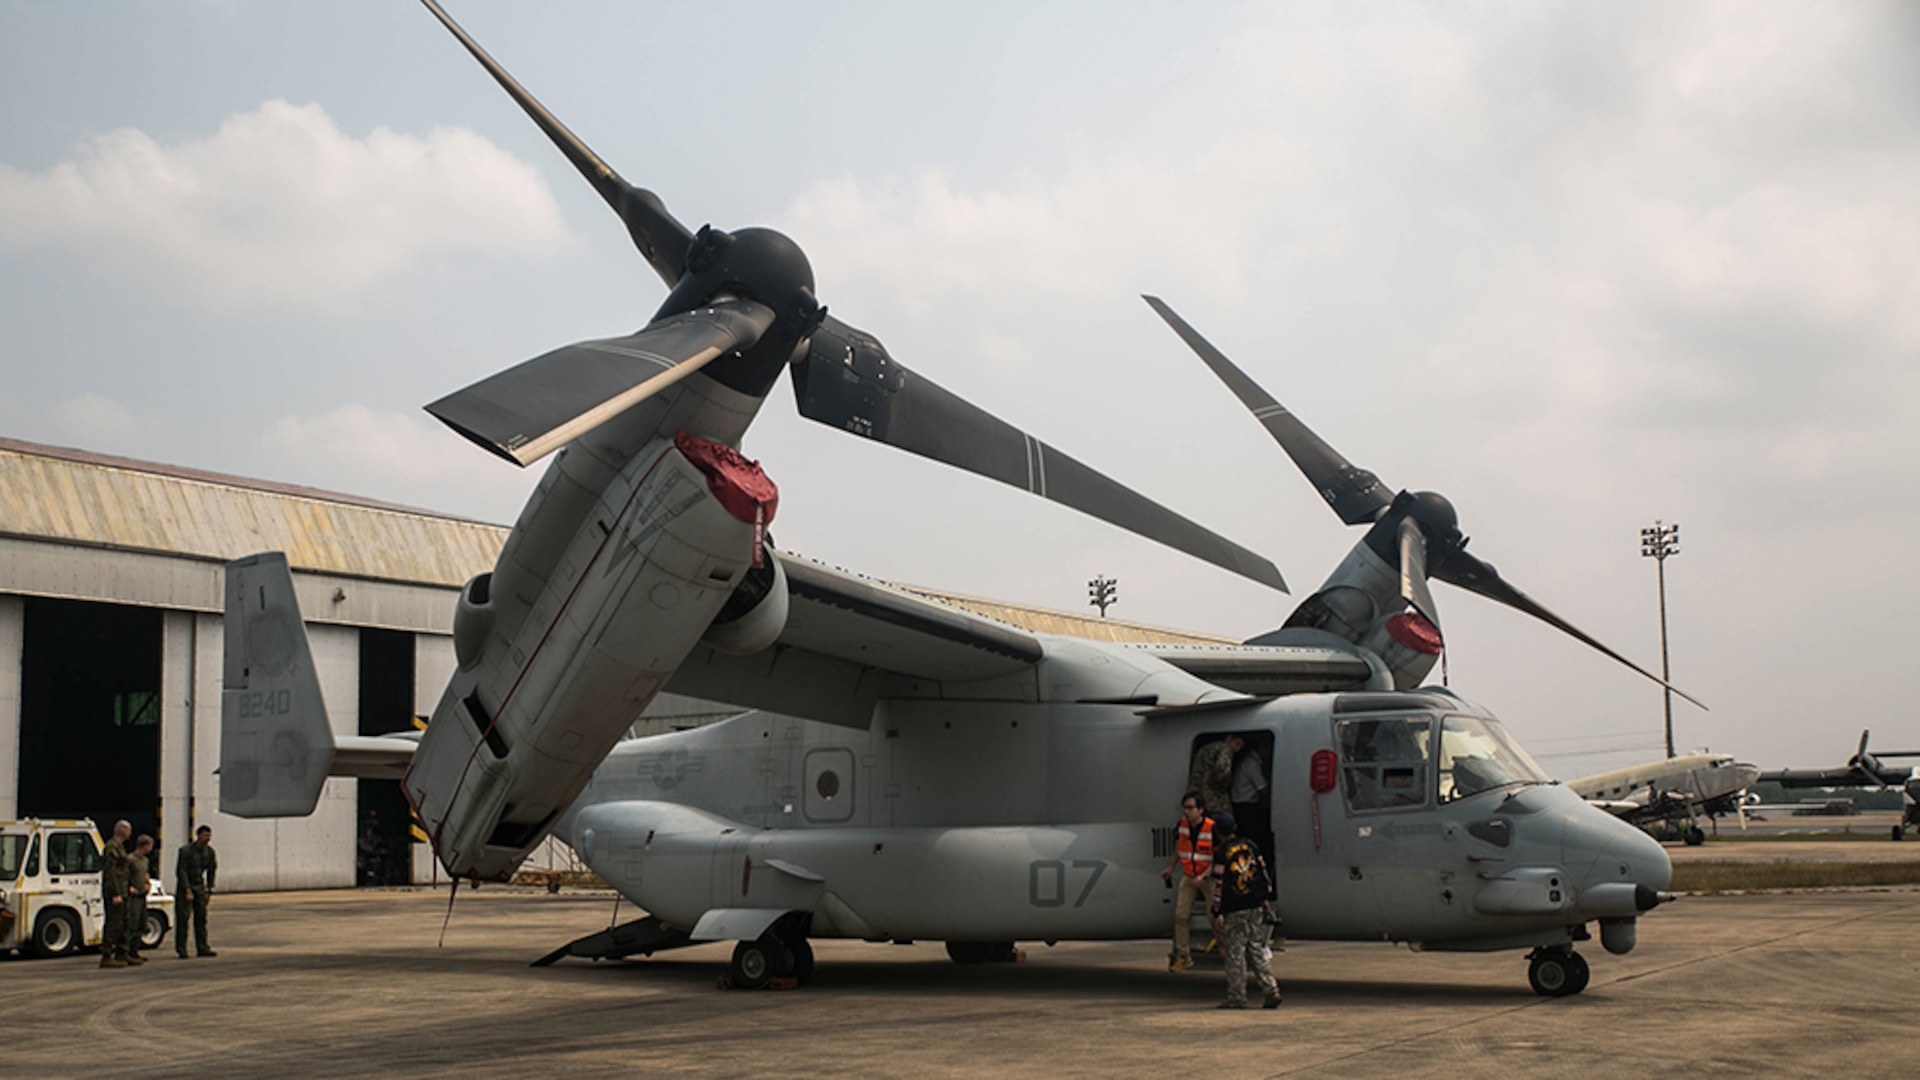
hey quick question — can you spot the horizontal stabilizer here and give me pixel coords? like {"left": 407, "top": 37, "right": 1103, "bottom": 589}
{"left": 220, "top": 552, "right": 337, "bottom": 817}
{"left": 427, "top": 300, "right": 775, "bottom": 466}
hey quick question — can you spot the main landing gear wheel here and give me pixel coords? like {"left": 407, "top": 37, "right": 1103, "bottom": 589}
{"left": 1684, "top": 825, "right": 1707, "bottom": 846}
{"left": 729, "top": 937, "right": 793, "bottom": 990}
{"left": 787, "top": 936, "right": 815, "bottom": 984}
{"left": 1527, "top": 949, "right": 1589, "bottom": 997}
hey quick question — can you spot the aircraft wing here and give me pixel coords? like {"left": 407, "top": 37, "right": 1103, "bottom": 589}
{"left": 666, "top": 553, "right": 1048, "bottom": 727}
{"left": 1129, "top": 643, "right": 1377, "bottom": 696}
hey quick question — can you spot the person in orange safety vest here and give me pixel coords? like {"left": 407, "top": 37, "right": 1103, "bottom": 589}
{"left": 1159, "top": 791, "right": 1223, "bottom": 972}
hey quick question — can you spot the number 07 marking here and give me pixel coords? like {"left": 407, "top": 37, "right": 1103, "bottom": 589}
{"left": 1028, "top": 859, "right": 1106, "bottom": 908}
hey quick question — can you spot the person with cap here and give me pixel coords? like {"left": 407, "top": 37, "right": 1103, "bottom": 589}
{"left": 1208, "top": 812, "right": 1281, "bottom": 1010}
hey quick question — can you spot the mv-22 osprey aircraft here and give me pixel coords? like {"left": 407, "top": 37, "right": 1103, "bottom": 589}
{"left": 220, "top": 0, "right": 1687, "bottom": 999}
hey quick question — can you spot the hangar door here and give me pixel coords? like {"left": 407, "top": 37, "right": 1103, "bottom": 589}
{"left": 17, "top": 597, "right": 162, "bottom": 837}
{"left": 356, "top": 628, "right": 416, "bottom": 886}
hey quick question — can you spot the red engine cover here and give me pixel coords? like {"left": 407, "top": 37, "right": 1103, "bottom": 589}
{"left": 1386, "top": 611, "right": 1444, "bottom": 655}
{"left": 674, "top": 431, "right": 779, "bottom": 527}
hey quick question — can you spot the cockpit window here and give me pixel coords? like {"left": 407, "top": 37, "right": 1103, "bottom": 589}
{"left": 1337, "top": 716, "right": 1433, "bottom": 812}
{"left": 1438, "top": 715, "right": 1550, "bottom": 803}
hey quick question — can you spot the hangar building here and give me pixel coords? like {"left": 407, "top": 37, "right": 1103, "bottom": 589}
{"left": 0, "top": 436, "right": 1228, "bottom": 891}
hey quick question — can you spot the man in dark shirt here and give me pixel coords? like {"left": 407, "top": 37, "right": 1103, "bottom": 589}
{"left": 174, "top": 825, "right": 218, "bottom": 958}
{"left": 1209, "top": 813, "right": 1281, "bottom": 1010}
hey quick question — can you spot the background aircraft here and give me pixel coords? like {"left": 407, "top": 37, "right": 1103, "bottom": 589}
{"left": 1567, "top": 753, "right": 1758, "bottom": 845}
{"left": 1758, "top": 731, "right": 1920, "bottom": 841}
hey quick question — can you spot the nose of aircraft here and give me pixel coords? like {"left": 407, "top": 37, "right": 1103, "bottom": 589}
{"left": 1562, "top": 800, "right": 1673, "bottom": 892}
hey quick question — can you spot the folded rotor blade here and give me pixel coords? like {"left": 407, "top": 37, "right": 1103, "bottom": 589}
{"left": 790, "top": 315, "right": 1287, "bottom": 592}
{"left": 1143, "top": 295, "right": 1393, "bottom": 526}
{"left": 1397, "top": 517, "right": 1440, "bottom": 626}
{"left": 419, "top": 0, "right": 692, "bottom": 287}
{"left": 1432, "top": 550, "right": 1708, "bottom": 710}
{"left": 428, "top": 300, "right": 775, "bottom": 466}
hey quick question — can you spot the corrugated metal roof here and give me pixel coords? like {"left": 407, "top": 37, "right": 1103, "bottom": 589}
{"left": 0, "top": 437, "right": 1240, "bottom": 644}
{"left": 0, "top": 437, "right": 507, "bottom": 587}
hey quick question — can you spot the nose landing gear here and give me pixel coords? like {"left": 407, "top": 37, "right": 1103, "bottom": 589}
{"left": 1526, "top": 947, "right": 1591, "bottom": 997}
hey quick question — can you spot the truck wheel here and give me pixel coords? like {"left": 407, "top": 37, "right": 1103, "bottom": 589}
{"left": 141, "top": 911, "right": 170, "bottom": 950}
{"left": 29, "top": 909, "right": 81, "bottom": 959}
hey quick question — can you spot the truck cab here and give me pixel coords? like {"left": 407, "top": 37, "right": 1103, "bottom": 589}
{"left": 1, "top": 819, "right": 176, "bottom": 958}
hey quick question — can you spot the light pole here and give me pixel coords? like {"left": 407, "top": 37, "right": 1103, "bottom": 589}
{"left": 1088, "top": 575, "right": 1117, "bottom": 618}
{"left": 1640, "top": 520, "right": 1680, "bottom": 758}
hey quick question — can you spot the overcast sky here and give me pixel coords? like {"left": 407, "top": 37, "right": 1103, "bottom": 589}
{"left": 4, "top": 1, "right": 1917, "bottom": 777}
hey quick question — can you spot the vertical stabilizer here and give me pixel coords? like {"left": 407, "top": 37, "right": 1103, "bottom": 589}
{"left": 221, "top": 552, "right": 337, "bottom": 816}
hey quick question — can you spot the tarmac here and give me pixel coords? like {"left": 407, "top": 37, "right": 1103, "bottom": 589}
{"left": 9, "top": 873, "right": 1919, "bottom": 1079}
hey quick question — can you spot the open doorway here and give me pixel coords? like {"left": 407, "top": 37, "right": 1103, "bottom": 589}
{"left": 17, "top": 598, "right": 162, "bottom": 837}
{"left": 1186, "top": 730, "right": 1275, "bottom": 860}
{"left": 356, "top": 628, "right": 416, "bottom": 886}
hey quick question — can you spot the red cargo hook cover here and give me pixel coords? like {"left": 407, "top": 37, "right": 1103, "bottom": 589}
{"left": 674, "top": 431, "right": 779, "bottom": 527}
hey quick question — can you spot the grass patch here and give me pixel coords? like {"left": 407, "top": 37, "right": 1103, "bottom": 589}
{"left": 1704, "top": 828, "right": 1905, "bottom": 843}
{"left": 1671, "top": 860, "right": 1920, "bottom": 893}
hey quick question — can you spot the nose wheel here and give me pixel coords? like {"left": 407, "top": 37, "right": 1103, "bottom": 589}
{"left": 1526, "top": 947, "right": 1590, "bottom": 997}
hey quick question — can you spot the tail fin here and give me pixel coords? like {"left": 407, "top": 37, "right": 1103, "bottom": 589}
{"left": 220, "top": 552, "right": 337, "bottom": 817}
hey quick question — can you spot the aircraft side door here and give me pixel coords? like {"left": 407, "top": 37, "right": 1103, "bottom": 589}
{"left": 1329, "top": 716, "right": 1442, "bottom": 938}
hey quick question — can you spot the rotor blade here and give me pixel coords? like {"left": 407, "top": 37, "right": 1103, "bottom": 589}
{"left": 1397, "top": 517, "right": 1440, "bottom": 626}
{"left": 428, "top": 300, "right": 775, "bottom": 466}
{"left": 419, "top": 0, "right": 692, "bottom": 287}
{"left": 1143, "top": 295, "right": 1393, "bottom": 526}
{"left": 1432, "top": 549, "right": 1708, "bottom": 710}
{"left": 790, "top": 315, "right": 1287, "bottom": 592}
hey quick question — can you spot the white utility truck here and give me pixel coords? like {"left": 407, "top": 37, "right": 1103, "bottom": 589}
{"left": 1, "top": 819, "right": 176, "bottom": 958}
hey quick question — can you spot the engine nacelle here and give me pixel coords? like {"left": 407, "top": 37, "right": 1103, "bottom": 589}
{"left": 451, "top": 572, "right": 495, "bottom": 671}
{"left": 701, "top": 549, "right": 788, "bottom": 656}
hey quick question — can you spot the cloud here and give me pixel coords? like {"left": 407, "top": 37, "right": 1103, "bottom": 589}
{"left": 46, "top": 394, "right": 165, "bottom": 455}
{"left": 0, "top": 99, "right": 574, "bottom": 313}
{"left": 262, "top": 404, "right": 537, "bottom": 522}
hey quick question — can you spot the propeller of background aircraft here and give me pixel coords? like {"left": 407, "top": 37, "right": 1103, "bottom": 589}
{"left": 413, "top": 0, "right": 1284, "bottom": 594}
{"left": 1142, "top": 294, "right": 1704, "bottom": 707}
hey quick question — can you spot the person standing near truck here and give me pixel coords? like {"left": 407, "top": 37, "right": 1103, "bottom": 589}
{"left": 125, "top": 835, "right": 154, "bottom": 966}
{"left": 174, "top": 825, "right": 217, "bottom": 958}
{"left": 99, "top": 819, "right": 132, "bottom": 969}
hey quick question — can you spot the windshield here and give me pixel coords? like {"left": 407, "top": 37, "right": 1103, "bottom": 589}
{"left": 1438, "top": 715, "right": 1551, "bottom": 802}
{"left": 0, "top": 835, "right": 25, "bottom": 880}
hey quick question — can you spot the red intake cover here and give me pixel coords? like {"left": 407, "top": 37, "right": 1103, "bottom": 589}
{"left": 674, "top": 431, "right": 779, "bottom": 526}
{"left": 1386, "top": 611, "right": 1444, "bottom": 655}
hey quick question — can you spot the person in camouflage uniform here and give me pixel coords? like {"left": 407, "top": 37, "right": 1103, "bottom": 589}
{"left": 99, "top": 819, "right": 133, "bottom": 969}
{"left": 124, "top": 835, "right": 154, "bottom": 965}
{"left": 174, "top": 825, "right": 218, "bottom": 958}
{"left": 1208, "top": 813, "right": 1281, "bottom": 1010}
{"left": 1187, "top": 734, "right": 1242, "bottom": 816}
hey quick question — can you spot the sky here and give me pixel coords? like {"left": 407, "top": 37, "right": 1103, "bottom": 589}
{"left": 4, "top": 1, "right": 1917, "bottom": 777}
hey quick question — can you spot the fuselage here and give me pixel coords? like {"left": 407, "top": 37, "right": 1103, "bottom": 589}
{"left": 558, "top": 681, "right": 1671, "bottom": 953}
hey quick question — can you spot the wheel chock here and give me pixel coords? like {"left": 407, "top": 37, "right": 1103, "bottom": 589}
{"left": 767, "top": 976, "right": 800, "bottom": 991}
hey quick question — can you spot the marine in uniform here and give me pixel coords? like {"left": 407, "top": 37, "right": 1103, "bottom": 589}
{"left": 1187, "top": 735, "right": 1240, "bottom": 816}
{"left": 99, "top": 820, "right": 133, "bottom": 969}
{"left": 174, "top": 825, "right": 218, "bottom": 958}
{"left": 125, "top": 835, "right": 153, "bottom": 965}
